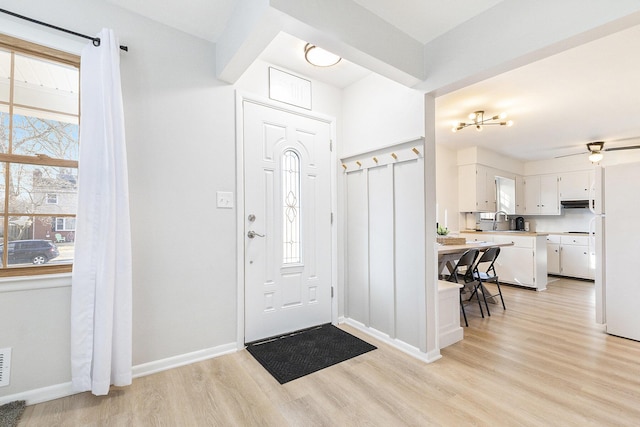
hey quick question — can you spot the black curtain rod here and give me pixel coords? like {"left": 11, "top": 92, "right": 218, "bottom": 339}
{"left": 0, "top": 8, "right": 128, "bottom": 51}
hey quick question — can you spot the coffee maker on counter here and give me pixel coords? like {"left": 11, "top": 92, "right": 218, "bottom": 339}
{"left": 515, "top": 216, "right": 525, "bottom": 231}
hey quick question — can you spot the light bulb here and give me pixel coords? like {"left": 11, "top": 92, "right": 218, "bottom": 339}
{"left": 476, "top": 125, "right": 482, "bottom": 132}
{"left": 506, "top": 120, "right": 514, "bottom": 127}
{"left": 499, "top": 112, "right": 508, "bottom": 119}
{"left": 304, "top": 44, "right": 341, "bottom": 67}
{"left": 589, "top": 152, "right": 603, "bottom": 163}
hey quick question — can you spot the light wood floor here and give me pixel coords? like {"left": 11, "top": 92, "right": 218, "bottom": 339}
{"left": 19, "top": 278, "right": 640, "bottom": 426}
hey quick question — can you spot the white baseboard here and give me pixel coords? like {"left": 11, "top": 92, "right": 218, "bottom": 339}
{"left": 0, "top": 342, "right": 237, "bottom": 406}
{"left": 0, "top": 382, "right": 75, "bottom": 406}
{"left": 132, "top": 342, "right": 237, "bottom": 378}
{"left": 341, "top": 318, "right": 442, "bottom": 363}
{"left": 438, "top": 327, "right": 464, "bottom": 349}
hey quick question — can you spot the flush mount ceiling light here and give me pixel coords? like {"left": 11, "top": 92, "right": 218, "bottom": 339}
{"left": 304, "top": 43, "right": 341, "bottom": 67}
{"left": 451, "top": 110, "right": 514, "bottom": 132}
{"left": 587, "top": 141, "right": 604, "bottom": 163}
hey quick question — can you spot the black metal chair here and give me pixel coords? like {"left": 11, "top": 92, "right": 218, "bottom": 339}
{"left": 470, "top": 247, "right": 506, "bottom": 316}
{"left": 446, "top": 249, "right": 482, "bottom": 327}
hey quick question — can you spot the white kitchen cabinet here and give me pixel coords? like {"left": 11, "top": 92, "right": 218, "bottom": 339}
{"left": 460, "top": 232, "right": 547, "bottom": 291}
{"left": 547, "top": 234, "right": 561, "bottom": 275}
{"left": 458, "top": 164, "right": 496, "bottom": 212}
{"left": 438, "top": 280, "right": 463, "bottom": 348}
{"left": 559, "top": 235, "right": 591, "bottom": 279}
{"left": 546, "top": 234, "right": 593, "bottom": 280}
{"left": 558, "top": 170, "right": 591, "bottom": 201}
{"left": 524, "top": 174, "right": 560, "bottom": 215}
{"left": 515, "top": 175, "right": 526, "bottom": 215}
{"left": 459, "top": 233, "right": 494, "bottom": 243}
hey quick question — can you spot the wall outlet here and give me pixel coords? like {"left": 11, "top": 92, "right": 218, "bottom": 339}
{"left": 216, "top": 191, "right": 234, "bottom": 209}
{"left": 0, "top": 347, "right": 11, "bottom": 387}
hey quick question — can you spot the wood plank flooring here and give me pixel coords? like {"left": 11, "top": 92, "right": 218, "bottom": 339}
{"left": 19, "top": 278, "right": 640, "bottom": 426}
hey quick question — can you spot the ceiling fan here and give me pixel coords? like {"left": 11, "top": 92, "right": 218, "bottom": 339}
{"left": 555, "top": 140, "right": 640, "bottom": 162}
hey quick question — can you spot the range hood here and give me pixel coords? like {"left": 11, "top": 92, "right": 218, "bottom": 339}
{"left": 560, "top": 200, "right": 590, "bottom": 209}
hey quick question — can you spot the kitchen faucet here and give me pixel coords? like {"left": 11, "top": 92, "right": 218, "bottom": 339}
{"left": 493, "top": 210, "right": 509, "bottom": 230}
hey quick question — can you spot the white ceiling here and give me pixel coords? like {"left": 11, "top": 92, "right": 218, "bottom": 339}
{"left": 436, "top": 24, "right": 640, "bottom": 161}
{"left": 107, "top": 0, "right": 237, "bottom": 42}
{"left": 258, "top": 32, "right": 371, "bottom": 89}
{"left": 106, "top": 0, "right": 640, "bottom": 162}
{"left": 351, "top": 0, "right": 504, "bottom": 44}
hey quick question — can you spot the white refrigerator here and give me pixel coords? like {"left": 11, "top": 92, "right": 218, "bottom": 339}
{"left": 592, "top": 162, "right": 640, "bottom": 341}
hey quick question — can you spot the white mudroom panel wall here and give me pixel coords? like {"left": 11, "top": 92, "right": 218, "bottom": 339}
{"left": 343, "top": 139, "right": 425, "bottom": 349}
{"left": 368, "top": 166, "right": 395, "bottom": 334}
{"left": 394, "top": 159, "right": 425, "bottom": 346}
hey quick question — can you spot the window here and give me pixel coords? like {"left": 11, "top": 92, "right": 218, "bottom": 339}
{"left": 55, "top": 217, "right": 76, "bottom": 231}
{"left": 46, "top": 193, "right": 58, "bottom": 204}
{"left": 0, "top": 35, "right": 79, "bottom": 275}
{"left": 282, "top": 150, "right": 301, "bottom": 264}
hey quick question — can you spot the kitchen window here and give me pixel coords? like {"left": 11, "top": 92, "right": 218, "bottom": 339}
{"left": 0, "top": 34, "right": 79, "bottom": 276}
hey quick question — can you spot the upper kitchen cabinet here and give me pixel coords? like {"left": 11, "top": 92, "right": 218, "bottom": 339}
{"left": 524, "top": 174, "right": 560, "bottom": 215}
{"left": 558, "top": 170, "right": 593, "bottom": 201}
{"left": 458, "top": 164, "right": 496, "bottom": 212}
{"left": 515, "top": 175, "right": 526, "bottom": 215}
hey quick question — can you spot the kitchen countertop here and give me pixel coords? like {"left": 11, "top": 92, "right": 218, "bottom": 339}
{"left": 459, "top": 230, "right": 548, "bottom": 237}
{"left": 539, "top": 231, "right": 593, "bottom": 236}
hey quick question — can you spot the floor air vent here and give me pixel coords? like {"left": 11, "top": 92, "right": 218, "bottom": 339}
{"left": 0, "top": 348, "right": 11, "bottom": 387}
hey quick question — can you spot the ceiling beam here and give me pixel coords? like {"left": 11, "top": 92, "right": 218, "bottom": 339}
{"left": 215, "top": 0, "right": 425, "bottom": 86}
{"left": 418, "top": 0, "right": 640, "bottom": 95}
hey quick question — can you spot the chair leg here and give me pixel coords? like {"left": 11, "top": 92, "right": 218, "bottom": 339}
{"left": 474, "top": 283, "right": 485, "bottom": 318}
{"left": 495, "top": 281, "right": 506, "bottom": 310}
{"left": 467, "top": 286, "right": 478, "bottom": 301}
{"left": 466, "top": 282, "right": 485, "bottom": 318}
{"left": 479, "top": 283, "right": 491, "bottom": 316}
{"left": 459, "top": 292, "right": 468, "bottom": 327}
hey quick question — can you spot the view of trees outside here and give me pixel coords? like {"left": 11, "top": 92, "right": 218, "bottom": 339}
{"left": 0, "top": 47, "right": 79, "bottom": 269}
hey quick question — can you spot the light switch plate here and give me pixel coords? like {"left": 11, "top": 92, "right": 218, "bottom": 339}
{"left": 216, "top": 191, "right": 234, "bottom": 208}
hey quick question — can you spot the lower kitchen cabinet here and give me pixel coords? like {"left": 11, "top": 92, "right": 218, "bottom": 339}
{"left": 546, "top": 234, "right": 593, "bottom": 280}
{"left": 459, "top": 232, "right": 547, "bottom": 291}
{"left": 547, "top": 244, "right": 561, "bottom": 275}
{"left": 546, "top": 235, "right": 561, "bottom": 275}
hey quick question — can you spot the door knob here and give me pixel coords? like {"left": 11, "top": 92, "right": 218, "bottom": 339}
{"left": 247, "top": 230, "right": 265, "bottom": 239}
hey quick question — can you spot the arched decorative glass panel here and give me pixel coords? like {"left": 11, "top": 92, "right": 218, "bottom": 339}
{"left": 282, "top": 150, "right": 301, "bottom": 264}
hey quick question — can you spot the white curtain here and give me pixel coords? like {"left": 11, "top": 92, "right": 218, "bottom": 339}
{"left": 71, "top": 29, "right": 132, "bottom": 396}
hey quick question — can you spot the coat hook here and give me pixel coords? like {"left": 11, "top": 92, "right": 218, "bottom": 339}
{"left": 391, "top": 153, "right": 398, "bottom": 160}
{"left": 373, "top": 156, "right": 378, "bottom": 164}
{"left": 356, "top": 161, "right": 362, "bottom": 167}
{"left": 342, "top": 164, "right": 347, "bottom": 170}
{"left": 412, "top": 147, "right": 420, "bottom": 155}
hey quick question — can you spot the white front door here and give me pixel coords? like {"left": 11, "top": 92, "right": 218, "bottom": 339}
{"left": 243, "top": 100, "right": 332, "bottom": 343}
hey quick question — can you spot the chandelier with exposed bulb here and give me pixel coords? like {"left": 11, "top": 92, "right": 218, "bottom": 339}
{"left": 451, "top": 110, "right": 514, "bottom": 132}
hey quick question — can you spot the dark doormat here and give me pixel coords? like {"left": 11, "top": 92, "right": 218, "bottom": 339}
{"left": 0, "top": 400, "right": 26, "bottom": 427}
{"left": 246, "top": 324, "right": 376, "bottom": 384}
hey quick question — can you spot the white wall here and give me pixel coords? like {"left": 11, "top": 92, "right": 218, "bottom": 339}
{"left": 339, "top": 73, "right": 425, "bottom": 320}
{"left": 0, "top": 3, "right": 351, "bottom": 400}
{"left": 235, "top": 59, "right": 343, "bottom": 122}
{"left": 527, "top": 210, "right": 594, "bottom": 233}
{"left": 457, "top": 146, "right": 525, "bottom": 175}
{"left": 0, "top": 0, "right": 238, "bottom": 400}
{"left": 435, "top": 144, "right": 459, "bottom": 232}
{"left": 341, "top": 73, "right": 424, "bottom": 156}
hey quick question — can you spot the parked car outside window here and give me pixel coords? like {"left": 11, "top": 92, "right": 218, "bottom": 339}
{"left": 0, "top": 240, "right": 60, "bottom": 265}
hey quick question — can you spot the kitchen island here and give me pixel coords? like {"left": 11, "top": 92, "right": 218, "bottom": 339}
{"left": 458, "top": 231, "right": 548, "bottom": 291}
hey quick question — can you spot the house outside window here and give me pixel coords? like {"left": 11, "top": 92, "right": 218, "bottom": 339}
{"left": 0, "top": 34, "right": 79, "bottom": 276}
{"left": 55, "top": 217, "right": 76, "bottom": 231}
